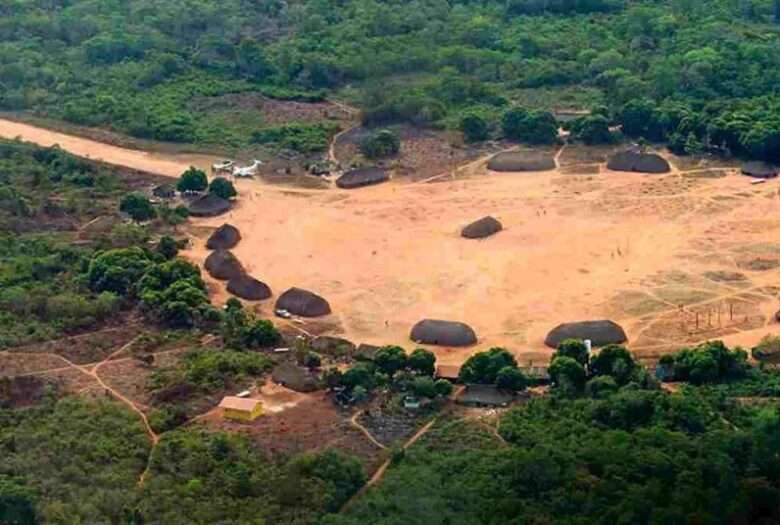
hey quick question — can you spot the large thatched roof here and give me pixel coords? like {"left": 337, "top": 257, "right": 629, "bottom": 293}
{"left": 204, "top": 250, "right": 244, "bottom": 281}
{"left": 336, "top": 167, "right": 389, "bottom": 189}
{"left": 272, "top": 362, "right": 319, "bottom": 392}
{"left": 206, "top": 224, "right": 241, "bottom": 250}
{"left": 152, "top": 184, "right": 175, "bottom": 199}
{"left": 275, "top": 287, "right": 331, "bottom": 317}
{"left": 410, "top": 319, "right": 477, "bottom": 347}
{"left": 227, "top": 274, "right": 272, "bottom": 301}
{"left": 311, "top": 336, "right": 356, "bottom": 356}
{"left": 188, "top": 193, "right": 231, "bottom": 217}
{"left": 457, "top": 384, "right": 514, "bottom": 407}
{"left": 544, "top": 320, "right": 627, "bottom": 348}
{"left": 741, "top": 161, "right": 778, "bottom": 179}
{"left": 487, "top": 152, "right": 556, "bottom": 172}
{"left": 462, "top": 216, "right": 503, "bottom": 239}
{"left": 607, "top": 149, "right": 670, "bottom": 174}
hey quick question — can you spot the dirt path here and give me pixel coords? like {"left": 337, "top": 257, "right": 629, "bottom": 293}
{"left": 326, "top": 99, "right": 360, "bottom": 165}
{"left": 349, "top": 411, "right": 388, "bottom": 450}
{"left": 0, "top": 118, "right": 217, "bottom": 178}
{"left": 340, "top": 416, "right": 438, "bottom": 512}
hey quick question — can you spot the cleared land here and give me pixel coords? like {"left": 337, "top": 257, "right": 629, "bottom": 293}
{"left": 1, "top": 119, "right": 779, "bottom": 370}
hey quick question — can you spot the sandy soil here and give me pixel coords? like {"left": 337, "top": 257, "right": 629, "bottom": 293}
{"left": 3, "top": 118, "right": 779, "bottom": 369}
{"left": 0, "top": 119, "right": 218, "bottom": 177}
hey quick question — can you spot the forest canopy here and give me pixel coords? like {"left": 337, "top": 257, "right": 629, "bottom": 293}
{"left": 2, "top": 0, "right": 780, "bottom": 157}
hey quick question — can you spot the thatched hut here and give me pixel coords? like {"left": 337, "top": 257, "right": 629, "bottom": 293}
{"left": 741, "top": 161, "right": 778, "bottom": 179}
{"left": 544, "top": 320, "right": 627, "bottom": 349}
{"left": 188, "top": 193, "right": 231, "bottom": 217}
{"left": 487, "top": 152, "right": 556, "bottom": 172}
{"left": 272, "top": 362, "right": 319, "bottom": 392}
{"left": 206, "top": 224, "right": 241, "bottom": 250}
{"left": 461, "top": 216, "right": 503, "bottom": 239}
{"left": 353, "top": 343, "right": 381, "bottom": 362}
{"left": 275, "top": 287, "right": 331, "bottom": 317}
{"left": 336, "top": 167, "right": 389, "bottom": 189}
{"left": 456, "top": 384, "right": 515, "bottom": 407}
{"left": 204, "top": 250, "right": 244, "bottom": 281}
{"left": 410, "top": 319, "right": 477, "bottom": 347}
{"left": 227, "top": 274, "right": 272, "bottom": 301}
{"left": 607, "top": 149, "right": 670, "bottom": 174}
{"left": 152, "top": 184, "right": 175, "bottom": 199}
{"left": 311, "top": 336, "right": 356, "bottom": 356}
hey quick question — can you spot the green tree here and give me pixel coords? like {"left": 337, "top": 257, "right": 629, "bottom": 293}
{"left": 502, "top": 108, "right": 558, "bottom": 144}
{"left": 209, "top": 177, "right": 237, "bottom": 200}
{"left": 342, "top": 363, "right": 375, "bottom": 391}
{"left": 555, "top": 339, "right": 590, "bottom": 366}
{"left": 460, "top": 113, "right": 489, "bottom": 142}
{"left": 434, "top": 379, "right": 453, "bottom": 397}
{"left": 157, "top": 235, "right": 178, "bottom": 260}
{"left": 412, "top": 376, "right": 437, "bottom": 398}
{"left": 459, "top": 348, "right": 518, "bottom": 384}
{"left": 549, "top": 356, "right": 586, "bottom": 396}
{"left": 177, "top": 167, "right": 208, "bottom": 193}
{"left": 407, "top": 348, "right": 436, "bottom": 376}
{"left": 374, "top": 346, "right": 407, "bottom": 376}
{"left": 585, "top": 375, "right": 618, "bottom": 399}
{"left": 360, "top": 129, "right": 400, "bottom": 159}
{"left": 496, "top": 366, "right": 527, "bottom": 391}
{"left": 571, "top": 115, "right": 614, "bottom": 145}
{"left": 119, "top": 193, "right": 156, "bottom": 222}
{"left": 590, "top": 344, "right": 636, "bottom": 385}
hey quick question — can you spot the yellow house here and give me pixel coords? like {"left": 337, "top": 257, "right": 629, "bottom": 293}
{"left": 219, "top": 396, "right": 263, "bottom": 422}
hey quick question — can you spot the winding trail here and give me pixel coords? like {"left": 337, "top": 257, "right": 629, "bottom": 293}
{"left": 349, "top": 410, "right": 388, "bottom": 450}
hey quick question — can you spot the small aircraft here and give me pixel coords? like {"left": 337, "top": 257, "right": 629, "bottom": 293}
{"left": 211, "top": 160, "right": 235, "bottom": 175}
{"left": 233, "top": 160, "right": 263, "bottom": 178}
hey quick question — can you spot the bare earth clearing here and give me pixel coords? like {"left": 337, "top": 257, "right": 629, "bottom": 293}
{"left": 1, "top": 118, "right": 779, "bottom": 371}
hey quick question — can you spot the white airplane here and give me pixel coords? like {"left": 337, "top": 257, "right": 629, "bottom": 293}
{"left": 233, "top": 160, "right": 263, "bottom": 178}
{"left": 211, "top": 160, "right": 235, "bottom": 175}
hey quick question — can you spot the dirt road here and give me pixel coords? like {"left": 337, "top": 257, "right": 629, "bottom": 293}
{"left": 0, "top": 118, "right": 217, "bottom": 177}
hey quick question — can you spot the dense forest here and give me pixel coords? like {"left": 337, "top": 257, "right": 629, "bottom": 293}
{"left": 2, "top": 0, "right": 780, "bottom": 157}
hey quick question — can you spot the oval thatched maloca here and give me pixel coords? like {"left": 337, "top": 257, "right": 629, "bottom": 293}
{"left": 204, "top": 250, "right": 244, "bottom": 281}
{"left": 606, "top": 149, "right": 670, "bottom": 174}
{"left": 206, "top": 224, "right": 241, "bottom": 250}
{"left": 275, "top": 287, "right": 331, "bottom": 317}
{"left": 741, "top": 161, "right": 778, "bottom": 179}
{"left": 544, "top": 320, "right": 628, "bottom": 349}
{"left": 188, "top": 193, "right": 231, "bottom": 217}
{"left": 410, "top": 319, "right": 478, "bottom": 347}
{"left": 336, "top": 167, "right": 389, "bottom": 189}
{"left": 227, "top": 274, "right": 272, "bottom": 301}
{"left": 487, "top": 152, "right": 556, "bottom": 172}
{"left": 462, "top": 216, "right": 503, "bottom": 239}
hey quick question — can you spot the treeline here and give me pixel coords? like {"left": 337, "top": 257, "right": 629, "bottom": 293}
{"left": 4, "top": 1, "right": 780, "bottom": 157}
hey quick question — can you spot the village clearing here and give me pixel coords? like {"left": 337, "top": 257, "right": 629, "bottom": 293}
{"left": 1, "top": 117, "right": 779, "bottom": 375}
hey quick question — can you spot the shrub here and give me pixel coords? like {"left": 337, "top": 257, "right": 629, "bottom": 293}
{"left": 360, "top": 129, "right": 400, "bottom": 159}
{"left": 460, "top": 113, "right": 489, "bottom": 142}
{"left": 176, "top": 167, "right": 208, "bottom": 193}
{"left": 209, "top": 177, "right": 237, "bottom": 200}
{"left": 119, "top": 193, "right": 156, "bottom": 222}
